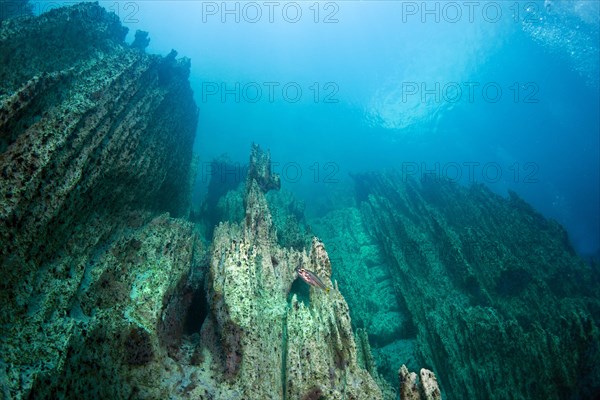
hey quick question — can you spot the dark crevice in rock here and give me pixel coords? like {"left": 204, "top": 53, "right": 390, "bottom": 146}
{"left": 288, "top": 276, "right": 311, "bottom": 307}
{"left": 301, "top": 386, "right": 324, "bottom": 400}
{"left": 494, "top": 268, "right": 533, "bottom": 297}
{"left": 158, "top": 268, "right": 208, "bottom": 360}
{"left": 183, "top": 287, "right": 209, "bottom": 335}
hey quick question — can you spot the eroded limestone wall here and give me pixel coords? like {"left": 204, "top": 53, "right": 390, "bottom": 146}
{"left": 0, "top": 4, "right": 198, "bottom": 397}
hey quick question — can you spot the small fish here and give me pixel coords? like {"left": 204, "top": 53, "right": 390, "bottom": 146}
{"left": 296, "top": 266, "right": 330, "bottom": 293}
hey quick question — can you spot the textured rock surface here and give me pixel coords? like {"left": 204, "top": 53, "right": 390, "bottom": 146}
{"left": 313, "top": 171, "right": 600, "bottom": 399}
{"left": 310, "top": 205, "right": 419, "bottom": 386}
{"left": 0, "top": 3, "right": 198, "bottom": 273}
{"left": 202, "top": 145, "right": 383, "bottom": 399}
{"left": 0, "top": 5, "right": 443, "bottom": 400}
{"left": 0, "top": 3, "right": 199, "bottom": 397}
{"left": 26, "top": 214, "right": 203, "bottom": 398}
{"left": 399, "top": 365, "right": 441, "bottom": 400}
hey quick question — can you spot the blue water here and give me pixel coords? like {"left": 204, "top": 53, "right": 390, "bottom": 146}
{"left": 86, "top": 0, "right": 599, "bottom": 256}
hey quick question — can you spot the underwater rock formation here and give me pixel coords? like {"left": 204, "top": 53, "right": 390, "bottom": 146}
{"left": 26, "top": 214, "right": 203, "bottom": 398}
{"left": 310, "top": 204, "right": 416, "bottom": 386}
{"left": 0, "top": 3, "right": 198, "bottom": 397}
{"left": 314, "top": 171, "right": 600, "bottom": 399}
{"left": 203, "top": 144, "right": 382, "bottom": 399}
{"left": 399, "top": 365, "right": 441, "bottom": 400}
{"left": 247, "top": 142, "right": 280, "bottom": 193}
{"left": 0, "top": 4, "right": 437, "bottom": 399}
{"left": 0, "top": 2, "right": 198, "bottom": 268}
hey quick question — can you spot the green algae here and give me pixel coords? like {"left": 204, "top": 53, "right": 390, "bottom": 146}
{"left": 311, "top": 172, "right": 600, "bottom": 399}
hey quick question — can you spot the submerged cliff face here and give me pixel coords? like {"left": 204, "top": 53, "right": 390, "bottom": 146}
{"left": 203, "top": 145, "right": 383, "bottom": 399}
{"left": 0, "top": 6, "right": 401, "bottom": 394}
{"left": 0, "top": 3, "right": 198, "bottom": 397}
{"left": 313, "top": 171, "right": 600, "bottom": 399}
{"left": 8, "top": 3, "right": 589, "bottom": 400}
{"left": 0, "top": 4, "right": 198, "bottom": 300}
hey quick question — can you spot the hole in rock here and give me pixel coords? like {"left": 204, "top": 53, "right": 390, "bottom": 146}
{"left": 183, "top": 287, "right": 209, "bottom": 334}
{"left": 158, "top": 277, "right": 209, "bottom": 359}
{"left": 288, "top": 277, "right": 311, "bottom": 307}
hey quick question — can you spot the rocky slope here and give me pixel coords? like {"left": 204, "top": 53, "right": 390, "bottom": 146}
{"left": 312, "top": 171, "right": 600, "bottom": 399}
{"left": 0, "top": 3, "right": 199, "bottom": 397}
{"left": 0, "top": 7, "right": 434, "bottom": 395}
{"left": 203, "top": 144, "right": 383, "bottom": 399}
{"left": 4, "top": 4, "right": 597, "bottom": 399}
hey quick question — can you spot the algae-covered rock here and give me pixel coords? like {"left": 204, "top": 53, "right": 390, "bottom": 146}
{"left": 247, "top": 142, "right": 280, "bottom": 192}
{"left": 0, "top": 3, "right": 199, "bottom": 397}
{"left": 0, "top": 3, "right": 440, "bottom": 399}
{"left": 0, "top": 5, "right": 458, "bottom": 399}
{"left": 266, "top": 188, "right": 311, "bottom": 250}
{"left": 344, "top": 171, "right": 600, "bottom": 399}
{"left": 399, "top": 365, "right": 441, "bottom": 400}
{"left": 310, "top": 203, "right": 420, "bottom": 389}
{"left": 28, "top": 215, "right": 202, "bottom": 398}
{"left": 204, "top": 144, "right": 383, "bottom": 399}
